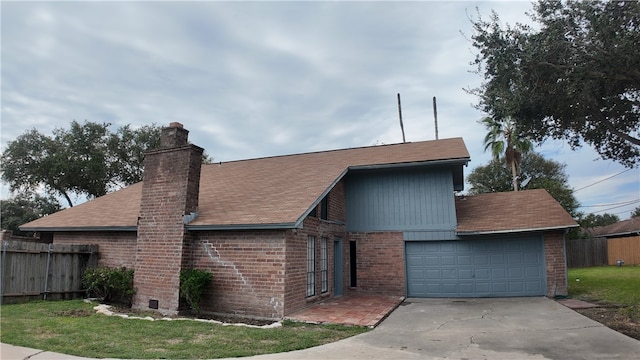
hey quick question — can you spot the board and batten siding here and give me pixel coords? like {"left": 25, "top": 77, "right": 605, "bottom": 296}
{"left": 345, "top": 167, "right": 457, "bottom": 233}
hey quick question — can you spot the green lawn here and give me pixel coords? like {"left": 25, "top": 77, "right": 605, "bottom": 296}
{"left": 568, "top": 265, "right": 640, "bottom": 320}
{"left": 0, "top": 300, "right": 368, "bottom": 359}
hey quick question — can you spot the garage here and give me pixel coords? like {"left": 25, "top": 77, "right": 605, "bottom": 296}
{"left": 406, "top": 236, "right": 546, "bottom": 297}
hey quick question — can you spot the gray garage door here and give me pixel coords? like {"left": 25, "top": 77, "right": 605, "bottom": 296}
{"left": 406, "top": 236, "right": 546, "bottom": 297}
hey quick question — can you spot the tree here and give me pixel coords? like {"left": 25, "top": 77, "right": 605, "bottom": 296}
{"left": 469, "top": 0, "right": 640, "bottom": 167}
{"left": 1, "top": 193, "right": 61, "bottom": 236}
{"left": 577, "top": 213, "right": 620, "bottom": 229}
{"left": 481, "top": 116, "right": 532, "bottom": 191}
{"left": 631, "top": 206, "right": 640, "bottom": 218}
{"left": 467, "top": 152, "right": 579, "bottom": 216}
{"left": 1, "top": 121, "right": 162, "bottom": 207}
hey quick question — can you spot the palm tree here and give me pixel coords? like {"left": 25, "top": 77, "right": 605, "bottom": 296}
{"left": 482, "top": 116, "right": 532, "bottom": 191}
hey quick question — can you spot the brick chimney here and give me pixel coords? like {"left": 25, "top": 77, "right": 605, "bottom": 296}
{"left": 133, "top": 122, "right": 204, "bottom": 314}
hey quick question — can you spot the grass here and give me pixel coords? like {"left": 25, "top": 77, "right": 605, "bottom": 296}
{"left": 0, "top": 300, "right": 368, "bottom": 359}
{"left": 568, "top": 265, "right": 640, "bottom": 320}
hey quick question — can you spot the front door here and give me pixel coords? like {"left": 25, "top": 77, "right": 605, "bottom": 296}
{"left": 334, "top": 238, "right": 343, "bottom": 296}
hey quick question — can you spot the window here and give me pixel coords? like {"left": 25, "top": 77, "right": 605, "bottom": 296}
{"left": 306, "top": 236, "right": 316, "bottom": 297}
{"left": 320, "top": 196, "right": 329, "bottom": 220}
{"left": 350, "top": 240, "right": 357, "bottom": 287}
{"left": 309, "top": 206, "right": 317, "bottom": 218}
{"left": 321, "top": 237, "right": 328, "bottom": 293}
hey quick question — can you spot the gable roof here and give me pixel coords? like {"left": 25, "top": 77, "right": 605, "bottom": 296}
{"left": 455, "top": 189, "right": 578, "bottom": 235}
{"left": 21, "top": 138, "right": 469, "bottom": 231}
{"left": 589, "top": 217, "right": 640, "bottom": 238}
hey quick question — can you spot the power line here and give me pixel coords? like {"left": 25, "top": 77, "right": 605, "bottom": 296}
{"left": 580, "top": 199, "right": 640, "bottom": 207}
{"left": 592, "top": 199, "right": 640, "bottom": 214}
{"left": 573, "top": 168, "right": 634, "bottom": 193}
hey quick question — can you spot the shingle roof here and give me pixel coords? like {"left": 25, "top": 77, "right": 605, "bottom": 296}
{"left": 589, "top": 217, "right": 640, "bottom": 237}
{"left": 455, "top": 189, "right": 578, "bottom": 234}
{"left": 21, "top": 138, "right": 469, "bottom": 231}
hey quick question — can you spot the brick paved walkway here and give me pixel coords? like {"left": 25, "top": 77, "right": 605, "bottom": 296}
{"left": 287, "top": 294, "right": 404, "bottom": 327}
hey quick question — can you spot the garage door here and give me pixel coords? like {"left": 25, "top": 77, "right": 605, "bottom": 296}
{"left": 406, "top": 237, "right": 545, "bottom": 297}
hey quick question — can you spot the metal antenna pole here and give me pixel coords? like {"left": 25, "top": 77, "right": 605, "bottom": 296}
{"left": 433, "top": 96, "right": 439, "bottom": 140}
{"left": 397, "top": 93, "right": 406, "bottom": 143}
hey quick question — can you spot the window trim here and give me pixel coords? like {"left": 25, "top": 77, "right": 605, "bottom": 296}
{"left": 320, "top": 237, "right": 328, "bottom": 293}
{"left": 306, "top": 236, "right": 316, "bottom": 297}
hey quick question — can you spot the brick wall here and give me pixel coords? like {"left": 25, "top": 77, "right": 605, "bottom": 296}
{"left": 283, "top": 181, "right": 347, "bottom": 315}
{"left": 54, "top": 232, "right": 136, "bottom": 268}
{"left": 191, "top": 230, "right": 287, "bottom": 319}
{"left": 133, "top": 123, "right": 203, "bottom": 314}
{"left": 284, "top": 217, "right": 346, "bottom": 316}
{"left": 544, "top": 231, "right": 568, "bottom": 297}
{"left": 346, "top": 231, "right": 405, "bottom": 296}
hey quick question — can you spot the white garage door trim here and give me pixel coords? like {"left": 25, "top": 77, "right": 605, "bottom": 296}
{"left": 406, "top": 236, "right": 546, "bottom": 297}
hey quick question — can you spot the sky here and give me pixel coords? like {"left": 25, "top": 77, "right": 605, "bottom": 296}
{"left": 1, "top": 0, "right": 638, "bottom": 219}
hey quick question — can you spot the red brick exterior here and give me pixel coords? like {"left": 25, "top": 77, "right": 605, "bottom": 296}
{"left": 282, "top": 181, "right": 347, "bottom": 316}
{"left": 544, "top": 231, "right": 568, "bottom": 297}
{"left": 54, "top": 232, "right": 136, "bottom": 269}
{"left": 190, "top": 230, "right": 287, "bottom": 318}
{"left": 43, "top": 126, "right": 570, "bottom": 317}
{"left": 345, "top": 231, "right": 406, "bottom": 296}
{"left": 133, "top": 124, "right": 203, "bottom": 314}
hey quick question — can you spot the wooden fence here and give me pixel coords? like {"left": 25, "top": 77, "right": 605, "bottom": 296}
{"left": 607, "top": 235, "right": 640, "bottom": 266}
{"left": 0, "top": 240, "right": 98, "bottom": 304}
{"left": 566, "top": 237, "right": 608, "bottom": 268}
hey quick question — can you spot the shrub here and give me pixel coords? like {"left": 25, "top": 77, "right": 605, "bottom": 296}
{"left": 83, "top": 267, "right": 135, "bottom": 305}
{"left": 180, "top": 269, "right": 213, "bottom": 315}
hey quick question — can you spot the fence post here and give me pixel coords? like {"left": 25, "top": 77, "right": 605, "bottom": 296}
{"left": 1, "top": 241, "right": 8, "bottom": 305}
{"left": 43, "top": 243, "right": 53, "bottom": 300}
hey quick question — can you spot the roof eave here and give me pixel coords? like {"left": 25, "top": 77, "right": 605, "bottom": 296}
{"left": 19, "top": 226, "right": 138, "bottom": 232}
{"left": 592, "top": 230, "right": 640, "bottom": 238}
{"left": 456, "top": 224, "right": 579, "bottom": 236}
{"left": 348, "top": 157, "right": 470, "bottom": 171}
{"left": 186, "top": 222, "right": 298, "bottom": 231}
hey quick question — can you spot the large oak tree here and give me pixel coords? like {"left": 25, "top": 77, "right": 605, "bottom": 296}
{"left": 1, "top": 121, "right": 161, "bottom": 207}
{"left": 469, "top": 0, "right": 640, "bottom": 167}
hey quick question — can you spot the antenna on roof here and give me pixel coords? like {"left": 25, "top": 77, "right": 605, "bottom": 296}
{"left": 433, "top": 96, "right": 439, "bottom": 140}
{"left": 397, "top": 93, "right": 406, "bottom": 143}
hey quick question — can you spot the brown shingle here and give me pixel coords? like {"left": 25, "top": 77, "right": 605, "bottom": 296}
{"left": 22, "top": 138, "right": 469, "bottom": 230}
{"left": 21, "top": 182, "right": 143, "bottom": 230}
{"left": 455, "top": 189, "right": 577, "bottom": 234}
{"left": 590, "top": 217, "right": 640, "bottom": 237}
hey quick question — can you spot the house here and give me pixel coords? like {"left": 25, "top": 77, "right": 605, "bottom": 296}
{"left": 21, "top": 123, "right": 577, "bottom": 319}
{"left": 590, "top": 217, "right": 640, "bottom": 265}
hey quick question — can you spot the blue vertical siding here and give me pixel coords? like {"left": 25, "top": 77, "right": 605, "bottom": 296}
{"left": 345, "top": 167, "right": 457, "bottom": 232}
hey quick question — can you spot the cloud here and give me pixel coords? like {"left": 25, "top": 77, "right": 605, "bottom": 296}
{"left": 1, "top": 1, "right": 637, "bottom": 218}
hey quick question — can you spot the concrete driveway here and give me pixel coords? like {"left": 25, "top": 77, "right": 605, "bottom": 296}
{"left": 3, "top": 297, "right": 639, "bottom": 360}
{"left": 242, "top": 297, "right": 640, "bottom": 360}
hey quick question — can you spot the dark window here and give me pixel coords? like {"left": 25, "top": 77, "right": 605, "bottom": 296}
{"left": 307, "top": 236, "right": 316, "bottom": 297}
{"left": 320, "top": 196, "right": 329, "bottom": 220}
{"left": 40, "top": 232, "right": 54, "bottom": 243}
{"left": 309, "top": 206, "right": 317, "bottom": 218}
{"left": 350, "top": 241, "right": 357, "bottom": 287}
{"left": 321, "top": 237, "right": 328, "bottom": 293}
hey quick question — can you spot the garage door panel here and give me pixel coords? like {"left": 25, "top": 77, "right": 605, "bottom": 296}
{"left": 507, "top": 267, "right": 524, "bottom": 278}
{"left": 406, "top": 255, "right": 424, "bottom": 266}
{"left": 507, "top": 253, "right": 523, "bottom": 264}
{"left": 406, "top": 237, "right": 545, "bottom": 297}
{"left": 525, "top": 266, "right": 541, "bottom": 277}
{"left": 474, "top": 268, "right": 490, "bottom": 279}
{"left": 490, "top": 254, "right": 506, "bottom": 265}
{"left": 441, "top": 256, "right": 456, "bottom": 265}
{"left": 458, "top": 269, "right": 474, "bottom": 279}
{"left": 457, "top": 255, "right": 473, "bottom": 265}
{"left": 474, "top": 254, "right": 489, "bottom": 265}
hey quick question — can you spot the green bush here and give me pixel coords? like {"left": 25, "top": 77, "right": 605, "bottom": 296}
{"left": 83, "top": 267, "right": 135, "bottom": 305}
{"left": 180, "top": 269, "right": 213, "bottom": 315}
